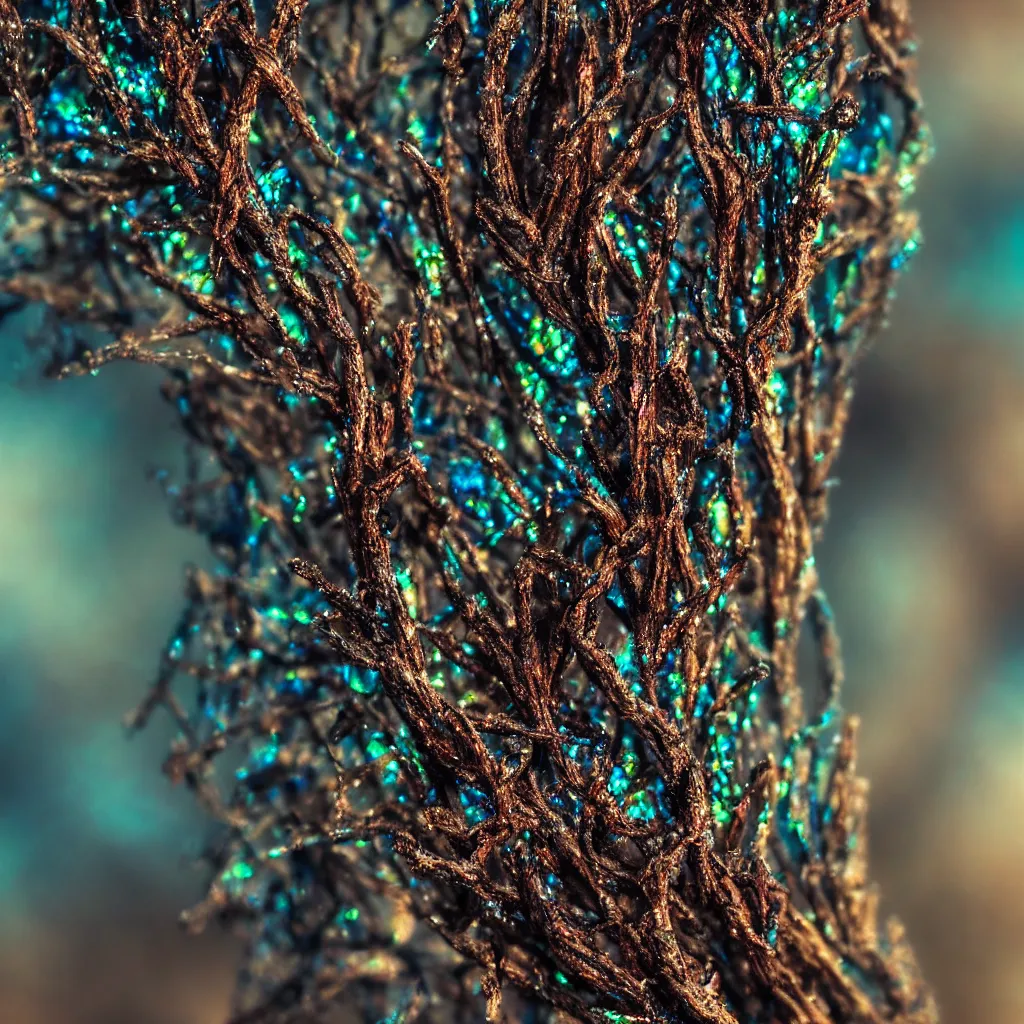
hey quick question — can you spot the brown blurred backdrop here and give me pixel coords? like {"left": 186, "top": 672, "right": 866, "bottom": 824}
{"left": 1, "top": 1, "right": 1021, "bottom": 1021}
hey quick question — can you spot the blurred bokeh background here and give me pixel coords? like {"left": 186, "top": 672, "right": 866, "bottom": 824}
{"left": 1, "top": 1, "right": 1022, "bottom": 1021}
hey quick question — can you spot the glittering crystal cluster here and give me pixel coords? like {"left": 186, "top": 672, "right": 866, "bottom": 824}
{"left": 1, "top": 0, "right": 934, "bottom": 1021}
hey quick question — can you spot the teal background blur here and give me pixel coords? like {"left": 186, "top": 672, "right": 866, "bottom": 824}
{"left": 1, "top": 2, "right": 1021, "bottom": 1020}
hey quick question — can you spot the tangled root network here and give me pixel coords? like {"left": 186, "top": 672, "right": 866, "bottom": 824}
{"left": 0, "top": 0, "right": 935, "bottom": 1021}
